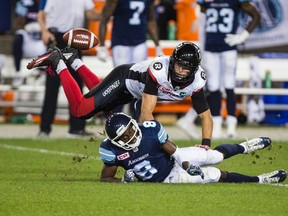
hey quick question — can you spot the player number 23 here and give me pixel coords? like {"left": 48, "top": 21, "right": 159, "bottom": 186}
{"left": 206, "top": 8, "right": 234, "bottom": 33}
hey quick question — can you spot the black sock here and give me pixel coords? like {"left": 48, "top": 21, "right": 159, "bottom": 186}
{"left": 13, "top": 34, "right": 23, "bottom": 71}
{"left": 214, "top": 144, "right": 245, "bottom": 159}
{"left": 223, "top": 172, "right": 259, "bottom": 183}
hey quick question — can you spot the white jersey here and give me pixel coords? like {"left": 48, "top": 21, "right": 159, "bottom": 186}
{"left": 40, "top": 0, "right": 94, "bottom": 32}
{"left": 125, "top": 56, "right": 207, "bottom": 101}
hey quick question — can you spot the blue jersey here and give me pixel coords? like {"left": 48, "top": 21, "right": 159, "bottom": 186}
{"left": 15, "top": 0, "right": 38, "bottom": 23}
{"left": 197, "top": 0, "right": 250, "bottom": 52}
{"left": 99, "top": 121, "right": 174, "bottom": 182}
{"left": 111, "top": 0, "right": 154, "bottom": 47}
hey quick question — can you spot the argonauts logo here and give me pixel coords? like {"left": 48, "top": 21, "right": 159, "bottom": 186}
{"left": 239, "top": 0, "right": 282, "bottom": 33}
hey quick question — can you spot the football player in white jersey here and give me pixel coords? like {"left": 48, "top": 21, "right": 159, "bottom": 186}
{"left": 194, "top": 0, "right": 260, "bottom": 139}
{"left": 27, "top": 42, "right": 213, "bottom": 146}
{"left": 99, "top": 112, "right": 286, "bottom": 184}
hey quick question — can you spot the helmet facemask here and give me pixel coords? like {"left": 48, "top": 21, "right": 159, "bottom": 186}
{"left": 169, "top": 59, "right": 198, "bottom": 84}
{"left": 106, "top": 113, "right": 142, "bottom": 151}
{"left": 169, "top": 42, "right": 201, "bottom": 87}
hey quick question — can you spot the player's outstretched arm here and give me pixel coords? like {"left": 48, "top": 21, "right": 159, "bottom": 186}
{"left": 139, "top": 93, "right": 157, "bottom": 123}
{"left": 100, "top": 165, "right": 122, "bottom": 182}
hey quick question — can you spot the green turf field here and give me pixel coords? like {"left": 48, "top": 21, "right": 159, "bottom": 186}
{"left": 0, "top": 138, "right": 287, "bottom": 216}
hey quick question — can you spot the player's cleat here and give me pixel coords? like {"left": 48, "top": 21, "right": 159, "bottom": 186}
{"left": 258, "top": 170, "right": 287, "bottom": 183}
{"left": 226, "top": 115, "right": 237, "bottom": 138}
{"left": 240, "top": 137, "right": 271, "bottom": 153}
{"left": 61, "top": 47, "right": 79, "bottom": 66}
{"left": 212, "top": 116, "right": 223, "bottom": 139}
{"left": 27, "top": 47, "right": 63, "bottom": 72}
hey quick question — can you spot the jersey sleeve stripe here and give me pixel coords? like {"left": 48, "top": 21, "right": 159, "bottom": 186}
{"left": 158, "top": 125, "right": 168, "bottom": 144}
{"left": 99, "top": 147, "right": 116, "bottom": 163}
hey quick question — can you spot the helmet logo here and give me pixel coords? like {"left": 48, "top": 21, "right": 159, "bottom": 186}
{"left": 153, "top": 62, "right": 163, "bottom": 70}
{"left": 201, "top": 71, "right": 206, "bottom": 80}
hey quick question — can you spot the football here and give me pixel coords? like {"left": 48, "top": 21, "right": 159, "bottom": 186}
{"left": 63, "top": 28, "right": 99, "bottom": 50}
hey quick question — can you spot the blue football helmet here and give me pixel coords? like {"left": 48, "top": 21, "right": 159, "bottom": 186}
{"left": 169, "top": 42, "right": 202, "bottom": 86}
{"left": 105, "top": 112, "right": 142, "bottom": 150}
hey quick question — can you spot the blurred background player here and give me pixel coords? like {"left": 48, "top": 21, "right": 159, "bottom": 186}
{"left": 97, "top": 0, "right": 162, "bottom": 114}
{"left": 194, "top": 0, "right": 260, "bottom": 139}
{"left": 37, "top": 0, "right": 100, "bottom": 138}
{"left": 12, "top": 0, "right": 46, "bottom": 88}
{"left": 154, "top": 0, "right": 177, "bottom": 40}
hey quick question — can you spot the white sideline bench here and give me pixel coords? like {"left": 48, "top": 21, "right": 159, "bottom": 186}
{"left": 1, "top": 40, "right": 288, "bottom": 115}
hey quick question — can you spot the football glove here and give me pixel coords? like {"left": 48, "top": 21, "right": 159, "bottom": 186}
{"left": 224, "top": 29, "right": 250, "bottom": 47}
{"left": 156, "top": 46, "right": 163, "bottom": 57}
{"left": 121, "top": 169, "right": 135, "bottom": 183}
{"left": 97, "top": 46, "right": 109, "bottom": 62}
{"left": 186, "top": 164, "right": 204, "bottom": 179}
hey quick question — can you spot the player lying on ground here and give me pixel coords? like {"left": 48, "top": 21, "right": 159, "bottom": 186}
{"left": 99, "top": 112, "right": 287, "bottom": 184}
{"left": 27, "top": 42, "right": 213, "bottom": 146}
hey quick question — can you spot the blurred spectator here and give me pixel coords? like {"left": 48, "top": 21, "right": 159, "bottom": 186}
{"left": 0, "top": 55, "right": 5, "bottom": 84}
{"left": 97, "top": 0, "right": 162, "bottom": 115}
{"left": 155, "top": 0, "right": 177, "bottom": 40}
{"left": 197, "top": 0, "right": 260, "bottom": 138}
{"left": 247, "top": 56, "right": 265, "bottom": 123}
{"left": 11, "top": 0, "right": 46, "bottom": 88}
{"left": 37, "top": 0, "right": 100, "bottom": 138}
{"left": 0, "top": 0, "right": 12, "bottom": 33}
{"left": 247, "top": 96, "right": 265, "bottom": 123}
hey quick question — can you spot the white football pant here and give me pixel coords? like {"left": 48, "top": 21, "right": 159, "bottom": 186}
{"left": 203, "top": 50, "right": 237, "bottom": 91}
{"left": 112, "top": 42, "right": 148, "bottom": 67}
{"left": 164, "top": 147, "right": 224, "bottom": 184}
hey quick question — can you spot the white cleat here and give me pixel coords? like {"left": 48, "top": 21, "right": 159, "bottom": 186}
{"left": 212, "top": 116, "right": 223, "bottom": 139}
{"left": 240, "top": 137, "right": 271, "bottom": 153}
{"left": 258, "top": 170, "right": 287, "bottom": 184}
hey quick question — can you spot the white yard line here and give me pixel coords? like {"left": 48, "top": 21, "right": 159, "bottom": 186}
{"left": 0, "top": 143, "right": 100, "bottom": 160}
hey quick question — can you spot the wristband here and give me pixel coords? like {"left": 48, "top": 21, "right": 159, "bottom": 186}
{"left": 201, "top": 138, "right": 211, "bottom": 147}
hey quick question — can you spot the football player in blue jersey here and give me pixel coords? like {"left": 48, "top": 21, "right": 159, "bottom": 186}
{"left": 193, "top": 0, "right": 260, "bottom": 139}
{"left": 97, "top": 0, "right": 162, "bottom": 115}
{"left": 99, "top": 112, "right": 286, "bottom": 184}
{"left": 97, "top": 0, "right": 162, "bottom": 64}
{"left": 12, "top": 0, "right": 46, "bottom": 87}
